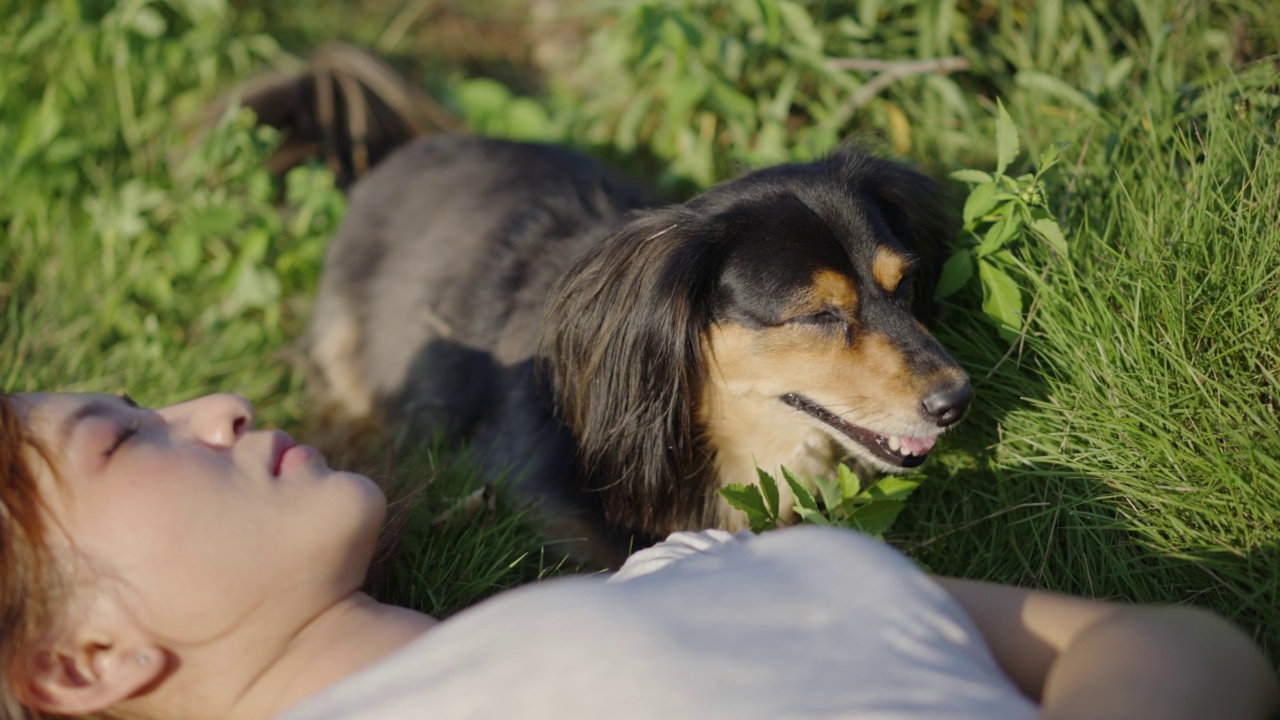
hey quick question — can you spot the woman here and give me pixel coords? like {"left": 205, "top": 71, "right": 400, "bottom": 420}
{"left": 1, "top": 390, "right": 1275, "bottom": 720}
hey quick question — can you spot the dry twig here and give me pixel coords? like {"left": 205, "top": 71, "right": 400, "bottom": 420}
{"left": 827, "top": 56, "right": 971, "bottom": 115}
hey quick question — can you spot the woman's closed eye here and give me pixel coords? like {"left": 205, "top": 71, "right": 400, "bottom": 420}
{"left": 106, "top": 418, "right": 142, "bottom": 457}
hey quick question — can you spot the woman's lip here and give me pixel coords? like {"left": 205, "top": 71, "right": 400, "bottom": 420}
{"left": 270, "top": 432, "right": 296, "bottom": 476}
{"left": 278, "top": 444, "right": 321, "bottom": 476}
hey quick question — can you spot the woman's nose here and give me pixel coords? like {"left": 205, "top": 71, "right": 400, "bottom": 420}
{"left": 169, "top": 393, "right": 255, "bottom": 447}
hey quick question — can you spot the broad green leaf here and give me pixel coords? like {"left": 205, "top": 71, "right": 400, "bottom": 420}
{"left": 974, "top": 210, "right": 1021, "bottom": 257}
{"left": 782, "top": 467, "right": 819, "bottom": 512}
{"left": 861, "top": 476, "right": 922, "bottom": 502}
{"left": 665, "top": 73, "right": 710, "bottom": 116}
{"left": 846, "top": 500, "right": 906, "bottom": 537}
{"left": 978, "top": 260, "right": 1024, "bottom": 335}
{"left": 934, "top": 249, "right": 974, "bottom": 300}
{"left": 1036, "top": 142, "right": 1068, "bottom": 175}
{"left": 756, "top": 468, "right": 781, "bottom": 519}
{"left": 719, "top": 483, "right": 773, "bottom": 531}
{"left": 455, "top": 78, "right": 512, "bottom": 122}
{"left": 708, "top": 81, "right": 757, "bottom": 123}
{"left": 995, "top": 99, "right": 1019, "bottom": 176}
{"left": 505, "top": 98, "right": 552, "bottom": 140}
{"left": 836, "top": 463, "right": 863, "bottom": 499}
{"left": 963, "top": 182, "right": 1000, "bottom": 225}
{"left": 794, "top": 507, "right": 832, "bottom": 525}
{"left": 950, "top": 169, "right": 992, "bottom": 184}
{"left": 812, "top": 474, "right": 843, "bottom": 513}
{"left": 1031, "top": 217, "right": 1069, "bottom": 257}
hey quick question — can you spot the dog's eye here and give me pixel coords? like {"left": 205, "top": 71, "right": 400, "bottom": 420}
{"left": 892, "top": 274, "right": 914, "bottom": 302}
{"left": 799, "top": 309, "right": 846, "bottom": 326}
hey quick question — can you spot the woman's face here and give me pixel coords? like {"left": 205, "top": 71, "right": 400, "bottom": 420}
{"left": 16, "top": 392, "right": 386, "bottom": 644}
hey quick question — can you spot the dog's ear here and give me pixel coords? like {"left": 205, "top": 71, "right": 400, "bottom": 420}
{"left": 843, "top": 152, "right": 958, "bottom": 320}
{"left": 538, "top": 210, "right": 719, "bottom": 538}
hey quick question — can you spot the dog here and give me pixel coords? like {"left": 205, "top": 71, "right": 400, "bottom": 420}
{"left": 303, "top": 131, "right": 972, "bottom": 559}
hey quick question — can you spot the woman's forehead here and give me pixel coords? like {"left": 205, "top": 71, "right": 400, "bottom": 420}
{"left": 9, "top": 392, "right": 112, "bottom": 490}
{"left": 15, "top": 392, "right": 118, "bottom": 438}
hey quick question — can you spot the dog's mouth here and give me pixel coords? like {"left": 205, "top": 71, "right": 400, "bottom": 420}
{"left": 780, "top": 393, "right": 936, "bottom": 469}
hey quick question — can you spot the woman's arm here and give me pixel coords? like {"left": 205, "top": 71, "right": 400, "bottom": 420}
{"left": 934, "top": 577, "right": 1279, "bottom": 720}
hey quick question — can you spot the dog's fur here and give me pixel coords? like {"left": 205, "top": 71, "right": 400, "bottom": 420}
{"left": 305, "top": 133, "right": 972, "bottom": 556}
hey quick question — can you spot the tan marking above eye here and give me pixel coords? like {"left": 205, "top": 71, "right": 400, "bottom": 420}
{"left": 785, "top": 268, "right": 858, "bottom": 321}
{"left": 872, "top": 247, "right": 910, "bottom": 293}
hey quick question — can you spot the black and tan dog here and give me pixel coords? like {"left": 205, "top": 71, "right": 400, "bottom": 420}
{"left": 302, "top": 130, "right": 972, "bottom": 557}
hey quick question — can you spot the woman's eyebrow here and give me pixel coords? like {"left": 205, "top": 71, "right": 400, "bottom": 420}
{"left": 59, "top": 397, "right": 130, "bottom": 448}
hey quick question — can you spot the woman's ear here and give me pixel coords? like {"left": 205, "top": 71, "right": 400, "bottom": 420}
{"left": 17, "top": 605, "right": 164, "bottom": 715}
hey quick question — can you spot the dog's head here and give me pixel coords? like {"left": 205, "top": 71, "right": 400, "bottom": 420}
{"left": 540, "top": 148, "right": 971, "bottom": 535}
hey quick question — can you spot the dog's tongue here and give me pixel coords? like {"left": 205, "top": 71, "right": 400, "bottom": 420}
{"left": 901, "top": 435, "right": 937, "bottom": 456}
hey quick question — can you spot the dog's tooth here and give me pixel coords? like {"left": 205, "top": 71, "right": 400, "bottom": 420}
{"left": 887, "top": 436, "right": 902, "bottom": 453}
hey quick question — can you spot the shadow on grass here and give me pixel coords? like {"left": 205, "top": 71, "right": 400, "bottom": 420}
{"left": 894, "top": 306, "right": 1280, "bottom": 664}
{"left": 897, "top": 451, "right": 1280, "bottom": 665}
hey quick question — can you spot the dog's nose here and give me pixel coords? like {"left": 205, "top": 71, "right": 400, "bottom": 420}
{"left": 921, "top": 383, "right": 973, "bottom": 427}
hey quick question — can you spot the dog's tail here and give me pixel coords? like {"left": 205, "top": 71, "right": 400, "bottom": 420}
{"left": 220, "top": 42, "right": 460, "bottom": 189}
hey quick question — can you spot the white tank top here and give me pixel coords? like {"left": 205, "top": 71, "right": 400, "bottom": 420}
{"left": 282, "top": 527, "right": 1038, "bottom": 719}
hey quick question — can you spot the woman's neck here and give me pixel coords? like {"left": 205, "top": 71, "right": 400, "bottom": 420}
{"left": 123, "top": 591, "right": 438, "bottom": 720}
{"left": 233, "top": 591, "right": 439, "bottom": 718}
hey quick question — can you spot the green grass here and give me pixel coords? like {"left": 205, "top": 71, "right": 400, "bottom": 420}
{"left": 2, "top": 0, "right": 1278, "bottom": 662}
{"left": 900, "top": 76, "right": 1280, "bottom": 658}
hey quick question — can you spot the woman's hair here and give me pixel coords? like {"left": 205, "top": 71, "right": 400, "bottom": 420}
{"left": 0, "top": 392, "right": 70, "bottom": 720}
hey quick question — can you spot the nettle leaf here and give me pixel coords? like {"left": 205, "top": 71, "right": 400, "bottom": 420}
{"left": 934, "top": 249, "right": 973, "bottom": 300}
{"left": 836, "top": 463, "right": 863, "bottom": 499}
{"left": 950, "top": 168, "right": 992, "bottom": 184}
{"left": 1036, "top": 141, "right": 1068, "bottom": 175}
{"left": 794, "top": 506, "right": 832, "bottom": 525}
{"left": 995, "top": 98, "right": 1019, "bottom": 176}
{"left": 861, "top": 476, "right": 922, "bottom": 502}
{"left": 847, "top": 500, "right": 906, "bottom": 537}
{"left": 756, "top": 467, "right": 781, "bottom": 519}
{"left": 962, "top": 181, "right": 1000, "bottom": 225}
{"left": 974, "top": 210, "right": 1021, "bottom": 257}
{"left": 978, "top": 259, "right": 1024, "bottom": 336}
{"left": 1031, "top": 217, "right": 1068, "bottom": 257}
{"left": 782, "top": 467, "right": 818, "bottom": 512}
{"left": 719, "top": 483, "right": 774, "bottom": 531}
{"left": 812, "top": 473, "right": 843, "bottom": 514}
